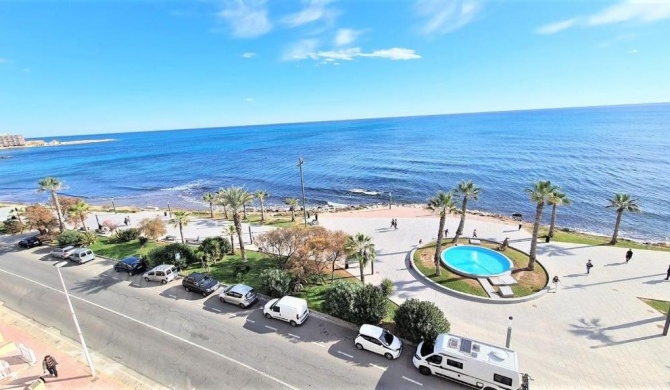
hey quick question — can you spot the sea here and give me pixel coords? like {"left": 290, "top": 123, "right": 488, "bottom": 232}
{"left": 1, "top": 103, "right": 669, "bottom": 242}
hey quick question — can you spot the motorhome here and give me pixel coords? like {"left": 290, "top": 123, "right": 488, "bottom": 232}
{"left": 413, "top": 333, "right": 521, "bottom": 390}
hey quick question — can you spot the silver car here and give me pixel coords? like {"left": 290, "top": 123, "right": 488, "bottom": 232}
{"left": 218, "top": 284, "right": 258, "bottom": 308}
{"left": 143, "top": 264, "right": 178, "bottom": 284}
{"left": 50, "top": 245, "right": 76, "bottom": 259}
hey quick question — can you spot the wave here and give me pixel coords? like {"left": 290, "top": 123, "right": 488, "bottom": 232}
{"left": 349, "top": 188, "right": 381, "bottom": 196}
{"left": 160, "top": 179, "right": 213, "bottom": 192}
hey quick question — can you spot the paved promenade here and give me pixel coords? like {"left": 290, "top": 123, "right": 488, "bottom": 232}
{"left": 320, "top": 211, "right": 670, "bottom": 389}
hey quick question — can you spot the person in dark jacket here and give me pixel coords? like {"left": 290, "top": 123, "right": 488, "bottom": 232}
{"left": 43, "top": 355, "right": 58, "bottom": 377}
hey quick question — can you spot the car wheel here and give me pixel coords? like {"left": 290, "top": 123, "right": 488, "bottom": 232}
{"left": 161, "top": 280, "right": 167, "bottom": 285}
{"left": 202, "top": 291, "right": 207, "bottom": 297}
{"left": 144, "top": 277, "right": 149, "bottom": 282}
{"left": 220, "top": 297, "right": 226, "bottom": 304}
{"left": 419, "top": 366, "right": 431, "bottom": 376}
{"left": 384, "top": 353, "right": 394, "bottom": 360}
{"left": 289, "top": 320, "right": 297, "bottom": 327}
{"left": 115, "top": 269, "right": 120, "bottom": 272}
{"left": 265, "top": 313, "right": 272, "bottom": 319}
{"left": 355, "top": 343, "right": 364, "bottom": 350}
{"left": 129, "top": 271, "right": 134, "bottom": 276}
{"left": 239, "top": 303, "right": 246, "bottom": 309}
{"left": 184, "top": 286, "right": 190, "bottom": 292}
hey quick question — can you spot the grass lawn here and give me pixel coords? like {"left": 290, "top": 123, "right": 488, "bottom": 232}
{"left": 89, "top": 236, "right": 160, "bottom": 260}
{"left": 414, "top": 239, "right": 547, "bottom": 298}
{"left": 640, "top": 298, "right": 670, "bottom": 316}
{"left": 537, "top": 226, "right": 670, "bottom": 252}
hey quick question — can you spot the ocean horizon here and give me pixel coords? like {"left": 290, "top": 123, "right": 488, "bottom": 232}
{"left": 1, "top": 103, "right": 669, "bottom": 242}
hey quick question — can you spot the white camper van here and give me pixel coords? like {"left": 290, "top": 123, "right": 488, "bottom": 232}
{"left": 413, "top": 333, "right": 521, "bottom": 390}
{"left": 263, "top": 296, "right": 309, "bottom": 327}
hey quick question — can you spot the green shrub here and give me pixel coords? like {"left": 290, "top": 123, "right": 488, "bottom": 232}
{"left": 145, "top": 243, "right": 197, "bottom": 269}
{"left": 323, "top": 282, "right": 362, "bottom": 322}
{"left": 3, "top": 219, "right": 24, "bottom": 234}
{"left": 198, "top": 237, "right": 231, "bottom": 263}
{"left": 80, "top": 231, "right": 98, "bottom": 246}
{"left": 394, "top": 299, "right": 450, "bottom": 343}
{"left": 138, "top": 236, "right": 148, "bottom": 246}
{"left": 259, "top": 269, "right": 294, "bottom": 298}
{"left": 57, "top": 230, "right": 84, "bottom": 247}
{"left": 380, "top": 278, "right": 395, "bottom": 297}
{"left": 114, "top": 228, "right": 140, "bottom": 243}
{"left": 350, "top": 284, "right": 388, "bottom": 326}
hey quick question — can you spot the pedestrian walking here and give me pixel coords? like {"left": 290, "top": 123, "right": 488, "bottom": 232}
{"left": 314, "top": 212, "right": 318, "bottom": 221}
{"left": 418, "top": 239, "right": 423, "bottom": 245}
{"left": 552, "top": 275, "right": 560, "bottom": 292}
{"left": 625, "top": 248, "right": 633, "bottom": 264}
{"left": 665, "top": 264, "right": 670, "bottom": 280}
{"left": 394, "top": 219, "right": 398, "bottom": 230}
{"left": 518, "top": 223, "right": 522, "bottom": 230}
{"left": 472, "top": 229, "right": 477, "bottom": 238}
{"left": 444, "top": 228, "right": 449, "bottom": 237}
{"left": 586, "top": 259, "right": 593, "bottom": 275}
{"left": 307, "top": 211, "right": 310, "bottom": 219}
{"left": 390, "top": 219, "right": 395, "bottom": 229}
{"left": 42, "top": 355, "right": 58, "bottom": 378}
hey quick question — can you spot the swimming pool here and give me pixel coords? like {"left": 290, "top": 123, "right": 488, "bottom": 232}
{"left": 441, "top": 245, "right": 513, "bottom": 278}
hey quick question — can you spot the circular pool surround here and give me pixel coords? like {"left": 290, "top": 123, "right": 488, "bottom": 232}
{"left": 441, "top": 245, "right": 513, "bottom": 278}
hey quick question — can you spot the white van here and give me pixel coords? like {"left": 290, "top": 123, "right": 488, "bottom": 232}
{"left": 263, "top": 296, "right": 309, "bottom": 327}
{"left": 413, "top": 333, "right": 521, "bottom": 390}
{"left": 69, "top": 248, "right": 96, "bottom": 264}
{"left": 143, "top": 264, "right": 178, "bottom": 284}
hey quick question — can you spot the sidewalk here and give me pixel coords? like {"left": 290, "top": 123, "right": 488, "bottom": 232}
{"left": 0, "top": 302, "right": 164, "bottom": 390}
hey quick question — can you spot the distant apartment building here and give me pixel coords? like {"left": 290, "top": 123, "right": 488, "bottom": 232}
{"left": 0, "top": 134, "right": 26, "bottom": 147}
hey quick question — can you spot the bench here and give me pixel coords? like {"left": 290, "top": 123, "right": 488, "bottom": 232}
{"left": 469, "top": 239, "right": 481, "bottom": 245}
{"left": 164, "top": 235, "right": 176, "bottom": 241}
{"left": 499, "top": 285, "right": 514, "bottom": 298}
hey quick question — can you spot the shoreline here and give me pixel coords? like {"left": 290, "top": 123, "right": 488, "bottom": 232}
{"left": 0, "top": 138, "right": 116, "bottom": 150}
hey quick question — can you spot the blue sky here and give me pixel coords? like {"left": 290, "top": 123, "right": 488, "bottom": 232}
{"left": 1, "top": 0, "right": 670, "bottom": 137}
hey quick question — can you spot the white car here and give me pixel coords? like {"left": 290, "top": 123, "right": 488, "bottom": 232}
{"left": 50, "top": 246, "right": 76, "bottom": 259}
{"left": 354, "top": 324, "right": 403, "bottom": 360}
{"left": 143, "top": 264, "right": 178, "bottom": 284}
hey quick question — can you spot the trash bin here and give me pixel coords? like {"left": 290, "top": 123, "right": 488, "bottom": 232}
{"left": 545, "top": 236, "right": 550, "bottom": 243}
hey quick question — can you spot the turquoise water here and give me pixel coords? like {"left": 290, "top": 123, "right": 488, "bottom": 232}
{"left": 441, "top": 246, "right": 513, "bottom": 277}
{"left": 0, "top": 103, "right": 669, "bottom": 241}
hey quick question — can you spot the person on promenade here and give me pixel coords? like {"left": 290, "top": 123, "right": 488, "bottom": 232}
{"left": 625, "top": 249, "right": 633, "bottom": 264}
{"left": 444, "top": 228, "right": 449, "bottom": 237}
{"left": 665, "top": 264, "right": 670, "bottom": 280}
{"left": 42, "top": 355, "right": 58, "bottom": 378}
{"left": 472, "top": 229, "right": 477, "bottom": 238}
{"left": 518, "top": 223, "right": 522, "bottom": 230}
{"left": 586, "top": 259, "right": 593, "bottom": 275}
{"left": 390, "top": 219, "right": 394, "bottom": 229}
{"left": 418, "top": 239, "right": 423, "bottom": 245}
{"left": 394, "top": 219, "right": 398, "bottom": 230}
{"left": 552, "top": 275, "right": 560, "bottom": 292}
{"left": 314, "top": 212, "right": 318, "bottom": 221}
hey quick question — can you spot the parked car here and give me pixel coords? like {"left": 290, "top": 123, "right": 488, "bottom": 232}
{"left": 182, "top": 273, "right": 220, "bottom": 297}
{"left": 143, "top": 264, "right": 179, "bottom": 284}
{"left": 113, "top": 256, "right": 147, "bottom": 275}
{"left": 218, "top": 284, "right": 258, "bottom": 308}
{"left": 263, "top": 296, "right": 309, "bottom": 327}
{"left": 18, "top": 236, "right": 42, "bottom": 248}
{"left": 69, "top": 248, "right": 96, "bottom": 264}
{"left": 50, "top": 245, "right": 76, "bottom": 259}
{"left": 354, "top": 324, "right": 403, "bottom": 360}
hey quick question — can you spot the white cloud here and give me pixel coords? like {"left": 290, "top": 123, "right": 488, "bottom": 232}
{"left": 218, "top": 0, "right": 272, "bottom": 38}
{"left": 536, "top": 0, "right": 670, "bottom": 34}
{"left": 285, "top": 46, "right": 421, "bottom": 62}
{"left": 241, "top": 52, "right": 256, "bottom": 58}
{"left": 282, "top": 0, "right": 335, "bottom": 28}
{"left": 536, "top": 18, "right": 577, "bottom": 35}
{"left": 334, "top": 29, "right": 361, "bottom": 46}
{"left": 415, "top": 0, "right": 482, "bottom": 35}
{"left": 245, "top": 97, "right": 254, "bottom": 102}
{"left": 629, "top": 49, "right": 638, "bottom": 53}
{"left": 283, "top": 39, "right": 320, "bottom": 60}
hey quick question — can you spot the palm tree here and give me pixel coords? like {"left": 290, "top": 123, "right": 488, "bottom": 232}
{"left": 69, "top": 199, "right": 90, "bottom": 230}
{"left": 547, "top": 190, "right": 571, "bottom": 239}
{"left": 225, "top": 224, "right": 237, "bottom": 255}
{"left": 345, "top": 233, "right": 376, "bottom": 284}
{"left": 255, "top": 190, "right": 269, "bottom": 222}
{"left": 170, "top": 211, "right": 191, "bottom": 244}
{"left": 215, "top": 189, "right": 229, "bottom": 219}
{"left": 607, "top": 193, "right": 640, "bottom": 245}
{"left": 428, "top": 191, "right": 457, "bottom": 276}
{"left": 219, "top": 186, "right": 255, "bottom": 261}
{"left": 452, "top": 180, "right": 481, "bottom": 243}
{"left": 202, "top": 192, "right": 215, "bottom": 218}
{"left": 284, "top": 198, "right": 299, "bottom": 222}
{"left": 37, "top": 177, "right": 65, "bottom": 231}
{"left": 525, "top": 181, "right": 558, "bottom": 271}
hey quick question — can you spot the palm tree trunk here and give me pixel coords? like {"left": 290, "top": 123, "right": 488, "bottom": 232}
{"left": 52, "top": 191, "right": 64, "bottom": 231}
{"left": 434, "top": 214, "right": 446, "bottom": 276}
{"left": 179, "top": 223, "right": 184, "bottom": 244}
{"left": 370, "top": 253, "right": 374, "bottom": 276}
{"left": 209, "top": 202, "right": 214, "bottom": 218}
{"left": 233, "top": 213, "right": 246, "bottom": 261}
{"left": 453, "top": 197, "right": 468, "bottom": 243}
{"left": 243, "top": 205, "right": 247, "bottom": 219}
{"left": 548, "top": 204, "right": 558, "bottom": 238}
{"left": 291, "top": 209, "right": 295, "bottom": 222}
{"left": 610, "top": 209, "right": 623, "bottom": 245}
{"left": 359, "top": 257, "right": 365, "bottom": 284}
{"left": 80, "top": 215, "right": 87, "bottom": 230}
{"left": 331, "top": 261, "right": 336, "bottom": 284}
{"left": 223, "top": 205, "right": 228, "bottom": 219}
{"left": 230, "top": 234, "right": 236, "bottom": 254}
{"left": 528, "top": 203, "right": 544, "bottom": 271}
{"left": 260, "top": 201, "right": 265, "bottom": 222}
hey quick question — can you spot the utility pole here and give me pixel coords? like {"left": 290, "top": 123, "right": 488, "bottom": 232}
{"left": 389, "top": 192, "right": 392, "bottom": 209}
{"left": 111, "top": 198, "right": 117, "bottom": 214}
{"left": 664, "top": 308, "right": 670, "bottom": 336}
{"left": 505, "top": 316, "right": 513, "bottom": 348}
{"left": 298, "top": 157, "right": 308, "bottom": 227}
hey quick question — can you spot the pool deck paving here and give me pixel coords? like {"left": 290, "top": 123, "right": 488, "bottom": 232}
{"left": 319, "top": 214, "right": 670, "bottom": 390}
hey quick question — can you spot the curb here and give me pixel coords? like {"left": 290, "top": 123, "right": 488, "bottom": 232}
{"left": 409, "top": 246, "right": 548, "bottom": 304}
{"left": 0, "top": 300, "right": 166, "bottom": 390}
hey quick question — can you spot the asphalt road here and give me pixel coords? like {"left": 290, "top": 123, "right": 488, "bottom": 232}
{"left": 0, "top": 241, "right": 461, "bottom": 390}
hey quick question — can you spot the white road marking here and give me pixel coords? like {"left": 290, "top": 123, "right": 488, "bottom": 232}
{"left": 212, "top": 308, "right": 221, "bottom": 312}
{"left": 370, "top": 363, "right": 386, "bottom": 371}
{"left": 402, "top": 376, "right": 423, "bottom": 386}
{"left": 265, "top": 325, "right": 278, "bottom": 331}
{"left": 312, "top": 342, "right": 326, "bottom": 348}
{"left": 111, "top": 276, "right": 119, "bottom": 280}
{"left": 246, "top": 319, "right": 255, "bottom": 323}
{"left": 168, "top": 294, "right": 176, "bottom": 298}
{"left": 0, "top": 268, "right": 299, "bottom": 390}
{"left": 288, "top": 333, "right": 300, "bottom": 339}
{"left": 337, "top": 351, "right": 353, "bottom": 359}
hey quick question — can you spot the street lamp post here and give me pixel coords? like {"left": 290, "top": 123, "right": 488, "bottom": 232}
{"left": 388, "top": 192, "right": 392, "bottom": 210}
{"left": 167, "top": 202, "right": 172, "bottom": 218}
{"left": 111, "top": 199, "right": 117, "bottom": 214}
{"left": 95, "top": 214, "right": 100, "bottom": 229}
{"left": 54, "top": 261, "right": 96, "bottom": 377}
{"left": 298, "top": 157, "right": 308, "bottom": 227}
{"left": 505, "top": 316, "right": 513, "bottom": 348}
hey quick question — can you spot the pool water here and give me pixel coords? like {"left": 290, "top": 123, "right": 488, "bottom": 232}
{"left": 441, "top": 245, "right": 513, "bottom": 278}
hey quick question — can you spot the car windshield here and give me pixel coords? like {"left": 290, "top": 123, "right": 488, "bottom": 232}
{"left": 381, "top": 330, "right": 394, "bottom": 345}
{"left": 198, "top": 276, "right": 212, "bottom": 285}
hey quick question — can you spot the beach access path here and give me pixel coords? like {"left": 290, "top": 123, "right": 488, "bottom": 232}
{"left": 320, "top": 207, "right": 670, "bottom": 390}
